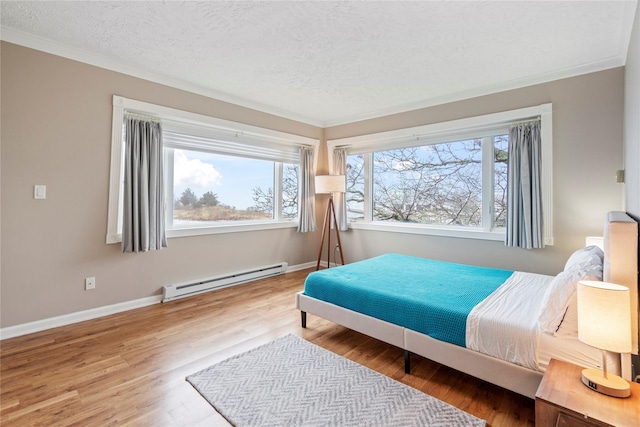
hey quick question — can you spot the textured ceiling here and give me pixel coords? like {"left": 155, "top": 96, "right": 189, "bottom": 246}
{"left": 1, "top": 1, "right": 637, "bottom": 126}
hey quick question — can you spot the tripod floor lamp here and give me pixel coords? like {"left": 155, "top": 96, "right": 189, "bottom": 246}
{"left": 315, "top": 175, "right": 346, "bottom": 270}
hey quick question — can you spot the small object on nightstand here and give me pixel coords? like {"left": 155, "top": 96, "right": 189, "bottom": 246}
{"left": 535, "top": 359, "right": 640, "bottom": 427}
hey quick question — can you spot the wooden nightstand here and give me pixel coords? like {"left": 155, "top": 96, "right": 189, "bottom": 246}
{"left": 535, "top": 359, "right": 640, "bottom": 427}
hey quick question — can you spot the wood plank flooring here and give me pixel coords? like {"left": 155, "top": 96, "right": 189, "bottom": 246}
{"left": 0, "top": 269, "right": 535, "bottom": 426}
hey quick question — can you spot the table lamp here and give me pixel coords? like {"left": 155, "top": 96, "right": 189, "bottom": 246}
{"left": 577, "top": 280, "right": 632, "bottom": 398}
{"left": 315, "top": 175, "right": 346, "bottom": 270}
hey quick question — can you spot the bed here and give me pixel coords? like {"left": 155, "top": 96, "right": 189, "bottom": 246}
{"left": 295, "top": 211, "right": 639, "bottom": 398}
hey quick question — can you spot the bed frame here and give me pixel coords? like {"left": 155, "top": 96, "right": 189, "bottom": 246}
{"left": 296, "top": 211, "right": 638, "bottom": 398}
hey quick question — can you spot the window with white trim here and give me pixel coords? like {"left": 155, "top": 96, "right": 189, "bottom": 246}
{"left": 163, "top": 123, "right": 300, "bottom": 228}
{"left": 106, "top": 96, "right": 318, "bottom": 243}
{"left": 329, "top": 104, "right": 553, "bottom": 243}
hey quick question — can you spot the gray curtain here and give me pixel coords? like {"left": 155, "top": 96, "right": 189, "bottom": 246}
{"left": 297, "top": 147, "right": 316, "bottom": 233}
{"left": 333, "top": 148, "right": 348, "bottom": 231}
{"left": 122, "top": 115, "right": 167, "bottom": 253}
{"left": 506, "top": 121, "right": 544, "bottom": 249}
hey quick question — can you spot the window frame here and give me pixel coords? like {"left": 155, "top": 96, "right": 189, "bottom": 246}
{"left": 106, "top": 95, "right": 318, "bottom": 244}
{"left": 328, "top": 104, "right": 553, "bottom": 244}
{"left": 163, "top": 148, "right": 296, "bottom": 231}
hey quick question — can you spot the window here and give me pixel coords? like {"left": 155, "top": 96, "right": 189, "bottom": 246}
{"left": 107, "top": 96, "right": 317, "bottom": 243}
{"left": 162, "top": 123, "right": 302, "bottom": 230}
{"left": 347, "top": 135, "right": 506, "bottom": 229}
{"left": 165, "top": 149, "right": 298, "bottom": 228}
{"left": 331, "top": 104, "right": 553, "bottom": 243}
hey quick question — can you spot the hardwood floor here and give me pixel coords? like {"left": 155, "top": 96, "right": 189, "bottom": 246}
{"left": 0, "top": 269, "right": 535, "bottom": 426}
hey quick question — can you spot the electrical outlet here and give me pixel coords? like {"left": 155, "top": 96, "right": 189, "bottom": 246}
{"left": 85, "top": 277, "right": 96, "bottom": 290}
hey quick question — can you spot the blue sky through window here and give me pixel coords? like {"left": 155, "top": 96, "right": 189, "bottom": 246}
{"left": 173, "top": 149, "right": 274, "bottom": 210}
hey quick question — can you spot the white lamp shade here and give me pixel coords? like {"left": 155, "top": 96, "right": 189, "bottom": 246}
{"left": 315, "top": 175, "right": 346, "bottom": 194}
{"left": 577, "top": 280, "right": 632, "bottom": 354}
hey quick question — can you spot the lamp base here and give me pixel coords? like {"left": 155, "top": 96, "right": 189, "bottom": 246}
{"left": 581, "top": 368, "right": 630, "bottom": 398}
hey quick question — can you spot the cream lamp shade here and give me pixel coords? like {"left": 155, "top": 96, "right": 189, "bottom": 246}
{"left": 315, "top": 175, "right": 346, "bottom": 194}
{"left": 577, "top": 280, "right": 632, "bottom": 353}
{"left": 577, "top": 280, "right": 632, "bottom": 397}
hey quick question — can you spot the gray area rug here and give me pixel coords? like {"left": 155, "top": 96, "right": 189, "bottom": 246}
{"left": 187, "top": 334, "right": 486, "bottom": 426}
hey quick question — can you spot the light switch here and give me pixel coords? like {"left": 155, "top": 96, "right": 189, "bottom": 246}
{"left": 34, "top": 185, "right": 46, "bottom": 199}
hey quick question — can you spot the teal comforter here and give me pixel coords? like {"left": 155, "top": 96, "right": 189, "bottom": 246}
{"left": 303, "top": 253, "right": 514, "bottom": 347}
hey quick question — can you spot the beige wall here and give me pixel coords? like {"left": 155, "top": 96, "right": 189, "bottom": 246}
{"left": 0, "top": 42, "right": 322, "bottom": 327}
{"left": 625, "top": 5, "right": 640, "bottom": 219}
{"left": 325, "top": 68, "right": 626, "bottom": 276}
{"left": 0, "top": 40, "right": 628, "bottom": 329}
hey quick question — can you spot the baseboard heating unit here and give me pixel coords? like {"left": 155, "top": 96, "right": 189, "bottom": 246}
{"left": 162, "top": 262, "right": 288, "bottom": 302}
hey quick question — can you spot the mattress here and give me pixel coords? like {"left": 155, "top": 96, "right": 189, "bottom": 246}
{"left": 538, "top": 331, "right": 620, "bottom": 374}
{"left": 447, "top": 269, "right": 617, "bottom": 372}
{"left": 303, "top": 253, "right": 620, "bottom": 376}
{"left": 303, "top": 253, "right": 513, "bottom": 347}
{"left": 466, "top": 271, "right": 551, "bottom": 370}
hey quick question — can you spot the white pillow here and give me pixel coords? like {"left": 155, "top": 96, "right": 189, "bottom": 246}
{"left": 538, "top": 266, "right": 602, "bottom": 334}
{"left": 554, "top": 296, "right": 578, "bottom": 337}
{"left": 564, "top": 245, "right": 604, "bottom": 272}
{"left": 538, "top": 246, "right": 604, "bottom": 335}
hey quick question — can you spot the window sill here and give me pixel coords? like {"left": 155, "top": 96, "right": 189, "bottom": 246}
{"left": 348, "top": 221, "right": 506, "bottom": 242}
{"left": 106, "top": 220, "right": 298, "bottom": 244}
{"left": 167, "top": 220, "right": 298, "bottom": 238}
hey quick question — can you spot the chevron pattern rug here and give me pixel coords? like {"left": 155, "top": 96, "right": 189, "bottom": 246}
{"left": 187, "top": 334, "right": 485, "bottom": 426}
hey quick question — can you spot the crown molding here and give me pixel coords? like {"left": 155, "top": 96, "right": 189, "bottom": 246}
{"left": 321, "top": 0, "right": 638, "bottom": 128}
{"left": 0, "top": 27, "right": 325, "bottom": 127}
{"left": 320, "top": 55, "right": 626, "bottom": 128}
{"left": 1, "top": 23, "right": 631, "bottom": 129}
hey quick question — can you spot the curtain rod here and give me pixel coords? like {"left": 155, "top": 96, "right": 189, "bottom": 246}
{"left": 124, "top": 111, "right": 162, "bottom": 123}
{"left": 510, "top": 117, "right": 541, "bottom": 127}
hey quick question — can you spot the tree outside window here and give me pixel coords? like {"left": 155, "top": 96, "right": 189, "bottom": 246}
{"left": 346, "top": 135, "right": 508, "bottom": 230}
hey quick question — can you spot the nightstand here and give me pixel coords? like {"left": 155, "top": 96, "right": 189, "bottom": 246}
{"left": 535, "top": 359, "right": 640, "bottom": 427}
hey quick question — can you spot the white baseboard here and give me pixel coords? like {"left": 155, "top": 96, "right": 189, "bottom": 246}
{"left": 0, "top": 295, "right": 162, "bottom": 340}
{"left": 286, "top": 261, "right": 316, "bottom": 272}
{"left": 0, "top": 261, "right": 315, "bottom": 340}
{"left": 290, "top": 261, "right": 345, "bottom": 271}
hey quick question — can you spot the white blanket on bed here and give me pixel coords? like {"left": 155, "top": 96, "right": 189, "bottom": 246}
{"left": 465, "top": 271, "right": 552, "bottom": 370}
